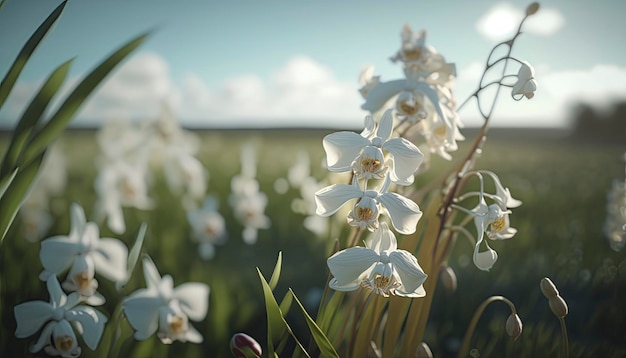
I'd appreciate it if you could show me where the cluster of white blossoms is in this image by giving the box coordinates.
[604,156,626,251]
[317,23,530,297]
[14,203,210,356]
[228,142,271,245]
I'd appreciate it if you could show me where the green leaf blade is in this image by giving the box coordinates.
[21,31,151,166]
[0,58,73,177]
[0,1,67,110]
[289,288,340,358]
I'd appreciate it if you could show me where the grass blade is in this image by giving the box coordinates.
[0,1,66,110]
[268,251,282,290]
[0,58,73,177]
[0,151,45,243]
[116,222,148,292]
[0,168,18,199]
[20,31,151,166]
[289,288,340,358]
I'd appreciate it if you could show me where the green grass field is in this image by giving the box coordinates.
[1,127,625,357]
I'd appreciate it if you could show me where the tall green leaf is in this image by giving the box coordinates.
[0,58,73,177]
[0,1,67,110]
[0,151,45,243]
[0,168,17,199]
[20,31,151,167]
[268,251,282,290]
[289,288,340,358]
[257,269,310,357]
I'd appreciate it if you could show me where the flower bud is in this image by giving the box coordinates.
[540,277,559,298]
[415,342,433,358]
[505,313,523,341]
[440,265,457,293]
[526,2,540,16]
[548,295,568,318]
[230,333,262,358]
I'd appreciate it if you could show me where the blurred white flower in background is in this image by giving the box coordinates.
[512,61,537,100]
[187,195,227,260]
[229,142,271,244]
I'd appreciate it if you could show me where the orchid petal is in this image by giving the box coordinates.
[327,247,379,287]
[361,79,406,113]
[367,222,397,252]
[122,292,161,340]
[14,301,54,338]
[29,321,56,353]
[39,236,82,278]
[142,257,162,291]
[92,238,128,282]
[376,109,394,140]
[173,283,209,321]
[47,276,67,307]
[69,203,87,240]
[473,243,498,272]
[382,137,424,185]
[65,306,108,350]
[314,184,363,217]
[361,114,376,138]
[389,250,428,295]
[322,132,370,171]
[182,325,204,343]
[377,192,422,234]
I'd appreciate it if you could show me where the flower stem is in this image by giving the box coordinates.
[457,295,517,358]
[559,317,569,358]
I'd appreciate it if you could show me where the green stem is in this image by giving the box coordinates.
[559,317,569,358]
[457,295,517,358]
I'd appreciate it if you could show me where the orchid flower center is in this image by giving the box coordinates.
[403,47,422,61]
[74,272,92,291]
[356,206,374,222]
[433,125,448,140]
[491,217,506,232]
[121,178,137,199]
[55,335,74,352]
[400,101,417,116]
[169,315,185,334]
[360,157,382,173]
[204,224,216,237]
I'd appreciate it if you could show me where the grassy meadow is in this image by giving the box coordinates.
[0,127,625,357]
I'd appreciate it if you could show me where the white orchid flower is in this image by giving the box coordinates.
[39,203,128,304]
[230,191,271,244]
[14,276,107,357]
[315,176,422,235]
[163,149,208,210]
[323,109,424,185]
[471,198,501,271]
[122,258,209,344]
[94,160,154,234]
[327,223,427,297]
[511,61,537,100]
[486,204,517,240]
[481,171,523,209]
[358,65,380,99]
[187,196,227,260]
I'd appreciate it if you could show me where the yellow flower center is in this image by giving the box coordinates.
[204,225,216,237]
[403,48,422,61]
[400,102,417,116]
[360,158,382,173]
[433,125,447,140]
[74,272,92,290]
[169,316,185,334]
[122,179,137,198]
[356,206,374,221]
[55,335,74,352]
[491,217,506,232]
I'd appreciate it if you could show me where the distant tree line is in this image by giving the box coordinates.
[570,100,626,142]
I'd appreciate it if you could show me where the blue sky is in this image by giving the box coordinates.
[1,0,625,128]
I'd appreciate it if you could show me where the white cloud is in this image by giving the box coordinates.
[476,3,564,41]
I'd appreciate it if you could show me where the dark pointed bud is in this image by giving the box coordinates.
[415,342,433,358]
[440,265,457,293]
[506,313,523,340]
[549,295,569,318]
[540,277,559,298]
[526,2,540,16]
[230,333,262,358]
